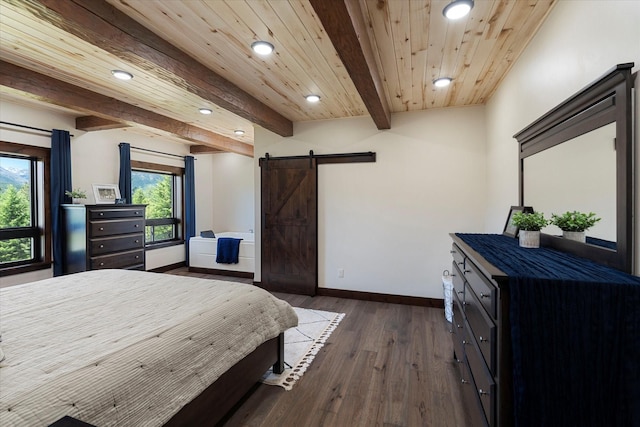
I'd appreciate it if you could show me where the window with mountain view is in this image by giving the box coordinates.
[131,163,183,245]
[0,142,50,273]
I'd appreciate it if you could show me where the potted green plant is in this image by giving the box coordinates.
[550,211,601,243]
[65,188,87,204]
[511,211,549,248]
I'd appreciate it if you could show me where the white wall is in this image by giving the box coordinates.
[254,107,487,298]
[485,0,640,273]
[209,153,255,234]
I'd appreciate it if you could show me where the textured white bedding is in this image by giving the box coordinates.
[0,269,297,427]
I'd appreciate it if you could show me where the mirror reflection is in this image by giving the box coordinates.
[523,122,616,244]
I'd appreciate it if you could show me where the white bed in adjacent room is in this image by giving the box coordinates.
[189,232,255,275]
[0,269,297,427]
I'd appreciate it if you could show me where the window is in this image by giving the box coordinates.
[131,161,183,246]
[0,141,51,275]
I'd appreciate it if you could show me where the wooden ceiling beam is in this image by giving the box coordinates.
[76,116,128,131]
[309,0,391,130]
[0,61,253,157]
[189,145,224,155]
[25,0,293,137]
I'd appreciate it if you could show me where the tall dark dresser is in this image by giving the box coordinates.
[61,204,146,274]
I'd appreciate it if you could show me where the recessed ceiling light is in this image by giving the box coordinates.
[111,70,133,80]
[234,129,245,136]
[443,0,474,20]
[305,94,321,103]
[433,77,452,88]
[251,41,274,55]
[199,108,213,115]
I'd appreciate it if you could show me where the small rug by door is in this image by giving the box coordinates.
[261,307,345,390]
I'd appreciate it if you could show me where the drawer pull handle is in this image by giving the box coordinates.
[135,211,139,215]
[456,323,463,329]
[99,244,104,248]
[134,224,139,228]
[457,290,463,295]
[463,269,471,274]
[462,340,470,346]
[478,389,489,396]
[135,240,140,243]
[480,292,490,299]
[99,262,104,266]
[99,227,104,231]
[461,378,469,384]
[450,250,456,254]
[457,261,464,266]
[99,212,104,216]
[479,336,488,343]
[135,255,139,259]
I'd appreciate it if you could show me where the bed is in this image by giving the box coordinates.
[0,269,298,426]
[189,232,255,276]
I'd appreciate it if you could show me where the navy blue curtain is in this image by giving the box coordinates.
[118,142,132,203]
[184,156,196,265]
[51,130,72,276]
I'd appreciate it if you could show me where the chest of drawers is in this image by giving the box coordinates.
[62,204,146,274]
[450,233,640,427]
[450,234,510,427]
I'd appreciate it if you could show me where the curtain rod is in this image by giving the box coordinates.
[0,121,75,137]
[123,143,193,160]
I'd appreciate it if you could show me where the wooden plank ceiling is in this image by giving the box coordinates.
[0,0,556,157]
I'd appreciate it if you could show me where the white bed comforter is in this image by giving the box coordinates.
[0,270,297,427]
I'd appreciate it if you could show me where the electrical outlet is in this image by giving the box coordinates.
[338,268,344,278]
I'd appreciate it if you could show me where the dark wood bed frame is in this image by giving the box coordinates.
[48,333,284,427]
[164,332,284,427]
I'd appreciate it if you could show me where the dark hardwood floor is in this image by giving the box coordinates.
[165,268,470,426]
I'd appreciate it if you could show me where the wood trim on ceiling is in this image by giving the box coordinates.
[76,116,129,131]
[309,0,391,130]
[0,61,254,157]
[189,145,224,155]
[31,0,293,138]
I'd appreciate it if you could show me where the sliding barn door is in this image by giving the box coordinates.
[261,157,317,296]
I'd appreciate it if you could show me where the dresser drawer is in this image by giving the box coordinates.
[452,261,465,299]
[464,258,497,319]
[90,219,145,237]
[89,207,145,220]
[460,355,489,427]
[90,233,144,255]
[466,330,496,427]
[464,282,496,375]
[91,249,145,269]
[451,243,465,270]
[452,288,465,364]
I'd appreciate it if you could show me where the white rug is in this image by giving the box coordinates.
[261,307,345,390]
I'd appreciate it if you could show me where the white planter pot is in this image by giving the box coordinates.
[519,230,540,248]
[563,231,586,243]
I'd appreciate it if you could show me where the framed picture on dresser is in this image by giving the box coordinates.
[92,183,121,204]
[503,205,533,237]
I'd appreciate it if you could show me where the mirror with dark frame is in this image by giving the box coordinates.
[514,63,635,273]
